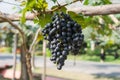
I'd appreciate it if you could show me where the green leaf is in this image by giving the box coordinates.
[102,15,112,24]
[82,27,93,41]
[21,8,27,23]
[83,0,89,5]
[37,14,52,27]
[60,6,67,13]
[52,0,57,3]
[83,0,96,5]
[102,0,112,4]
[68,11,85,28]
[115,14,120,19]
[20,1,26,6]
[21,0,35,23]
[36,33,44,42]
[83,0,111,6]
[33,18,39,24]
[51,5,57,9]
[110,31,120,44]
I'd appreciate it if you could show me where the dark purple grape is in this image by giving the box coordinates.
[68,46,72,50]
[57,52,61,57]
[62,50,68,56]
[49,27,57,36]
[50,56,56,61]
[56,25,60,29]
[67,23,71,28]
[57,43,62,47]
[57,64,62,70]
[62,32,67,37]
[60,22,66,27]
[56,34,60,38]
[67,32,72,37]
[56,21,60,25]
[62,27,66,31]
[67,28,72,32]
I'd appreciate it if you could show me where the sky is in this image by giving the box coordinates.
[0,0,21,13]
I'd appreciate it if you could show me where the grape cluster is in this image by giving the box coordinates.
[42,12,84,70]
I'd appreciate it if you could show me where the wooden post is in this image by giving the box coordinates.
[31,48,36,69]
[100,48,105,63]
[42,40,46,80]
[73,55,76,66]
[12,33,17,80]
[91,40,95,51]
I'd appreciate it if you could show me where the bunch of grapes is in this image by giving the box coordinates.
[42,12,84,70]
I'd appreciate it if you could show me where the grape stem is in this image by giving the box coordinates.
[56,1,61,7]
[48,0,80,13]
[1,3,120,22]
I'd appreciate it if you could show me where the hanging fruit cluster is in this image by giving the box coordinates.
[42,12,84,70]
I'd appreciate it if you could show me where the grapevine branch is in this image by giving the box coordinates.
[0,15,27,52]
[0,4,120,22]
[67,4,120,16]
[29,27,41,53]
[0,12,35,22]
[48,0,80,12]
[0,15,23,34]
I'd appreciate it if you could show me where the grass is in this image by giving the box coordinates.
[67,54,120,64]
[43,47,120,64]
[0,47,12,53]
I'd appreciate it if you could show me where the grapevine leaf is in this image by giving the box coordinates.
[83,0,89,5]
[20,1,26,6]
[102,0,112,4]
[51,5,57,9]
[82,27,93,41]
[115,14,120,19]
[21,8,27,23]
[33,18,39,24]
[102,16,112,24]
[36,33,44,42]
[68,11,86,28]
[37,14,52,27]
[112,31,120,44]
[60,7,67,13]
[84,0,111,6]
[21,0,35,23]
[52,0,57,3]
